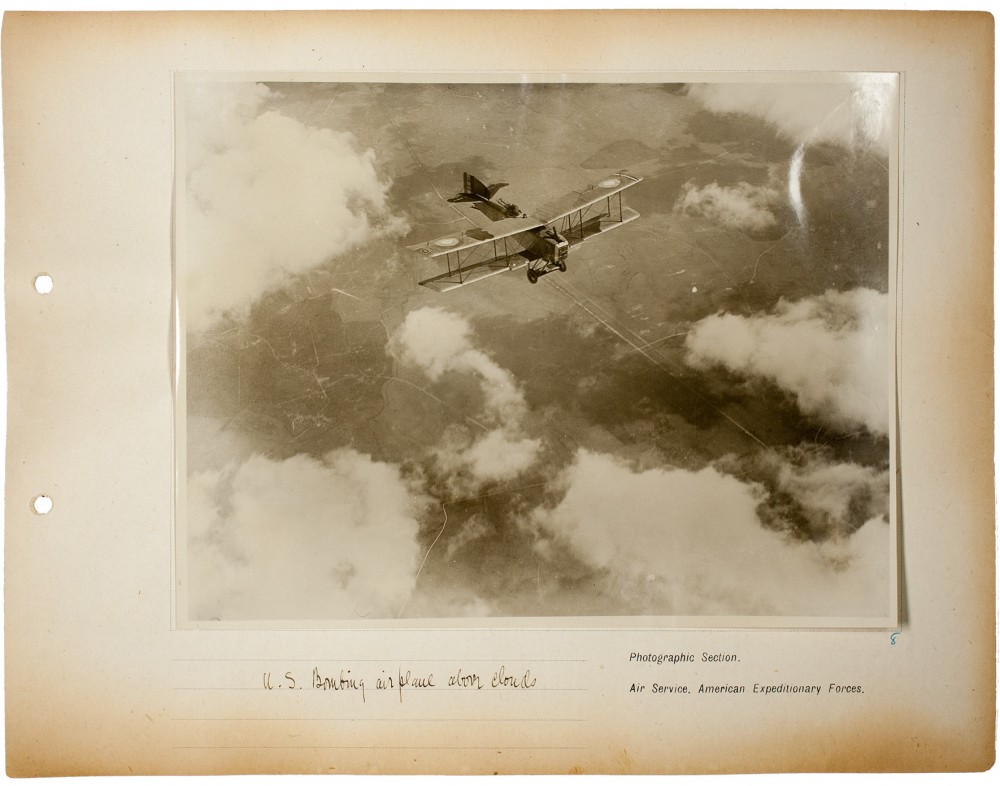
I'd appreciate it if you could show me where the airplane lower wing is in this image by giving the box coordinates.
[549,204,641,247]
[536,173,643,251]
[407,223,539,291]
[419,256,529,293]
[405,216,542,258]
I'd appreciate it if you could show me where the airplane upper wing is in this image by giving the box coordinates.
[532,174,643,225]
[405,215,543,258]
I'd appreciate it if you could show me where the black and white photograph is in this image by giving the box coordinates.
[177,77,898,625]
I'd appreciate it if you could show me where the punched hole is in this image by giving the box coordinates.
[32,495,53,515]
[34,274,53,295]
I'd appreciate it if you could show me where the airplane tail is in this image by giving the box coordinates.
[462,172,507,200]
[463,172,490,200]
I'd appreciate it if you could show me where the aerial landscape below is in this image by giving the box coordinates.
[179,78,896,623]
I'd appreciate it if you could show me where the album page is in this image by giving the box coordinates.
[4,10,994,775]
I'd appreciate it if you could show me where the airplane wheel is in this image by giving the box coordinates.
[557,260,567,272]
[527,269,538,284]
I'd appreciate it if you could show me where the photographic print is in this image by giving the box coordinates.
[176,77,898,625]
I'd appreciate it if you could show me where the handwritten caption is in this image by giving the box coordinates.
[262,665,537,702]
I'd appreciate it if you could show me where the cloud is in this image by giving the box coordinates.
[183,82,407,333]
[390,307,542,495]
[531,449,890,617]
[444,514,493,560]
[685,288,889,436]
[433,426,542,496]
[187,450,428,620]
[721,446,890,542]
[688,76,896,154]
[390,306,528,425]
[675,180,780,233]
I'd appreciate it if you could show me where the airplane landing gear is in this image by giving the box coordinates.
[527,260,566,283]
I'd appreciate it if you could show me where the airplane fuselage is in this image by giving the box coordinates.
[464,196,525,222]
[522,226,569,283]
[528,227,569,265]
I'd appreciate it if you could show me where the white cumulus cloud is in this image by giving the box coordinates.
[685,288,889,436]
[721,446,890,543]
[187,450,428,620]
[766,453,888,537]
[433,426,542,495]
[675,180,780,232]
[390,307,542,496]
[532,449,890,617]
[183,82,407,334]
[390,306,528,425]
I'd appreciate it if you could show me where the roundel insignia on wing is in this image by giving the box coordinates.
[435,237,461,248]
[597,177,622,189]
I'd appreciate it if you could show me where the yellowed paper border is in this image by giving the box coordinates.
[4,10,994,775]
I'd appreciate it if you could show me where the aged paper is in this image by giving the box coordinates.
[3,10,994,775]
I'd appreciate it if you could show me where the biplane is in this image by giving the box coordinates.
[406,172,642,291]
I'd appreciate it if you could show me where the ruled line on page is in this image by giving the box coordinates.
[172,658,589,663]
[172,717,587,722]
[173,745,587,751]
[172,686,588,691]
